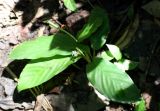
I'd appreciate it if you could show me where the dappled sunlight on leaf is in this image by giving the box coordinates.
[17,55,80,91]
[9,32,77,60]
[87,57,140,103]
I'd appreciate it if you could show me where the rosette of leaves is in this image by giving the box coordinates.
[9,6,141,104]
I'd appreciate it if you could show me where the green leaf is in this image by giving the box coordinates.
[106,44,122,61]
[142,0,160,18]
[87,57,140,103]
[10,33,77,60]
[77,7,104,42]
[18,56,79,91]
[63,0,77,11]
[100,51,113,61]
[114,59,138,71]
[90,13,110,50]
[77,44,91,55]
[135,99,146,111]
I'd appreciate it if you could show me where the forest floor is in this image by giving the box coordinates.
[0,0,160,111]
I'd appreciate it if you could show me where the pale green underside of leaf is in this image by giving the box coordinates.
[9,33,77,60]
[18,56,78,91]
[77,7,105,42]
[106,44,122,61]
[63,0,77,11]
[87,58,140,103]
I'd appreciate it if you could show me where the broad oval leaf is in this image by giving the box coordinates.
[87,57,140,103]
[9,33,77,60]
[18,56,79,91]
[63,0,77,11]
[106,44,122,61]
[90,13,110,50]
[77,7,104,42]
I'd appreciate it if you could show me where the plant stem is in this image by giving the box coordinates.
[46,20,92,63]
[40,84,44,93]
[87,0,94,8]
[85,53,91,63]
[36,86,41,94]
[93,50,96,58]
[72,64,81,70]
[29,89,37,97]
[60,28,77,42]
[76,47,91,63]
[46,20,77,42]
[33,87,40,95]
[5,67,38,97]
[5,67,18,82]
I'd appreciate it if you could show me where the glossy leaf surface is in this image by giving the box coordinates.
[18,56,78,91]
[10,33,77,60]
[87,57,140,103]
